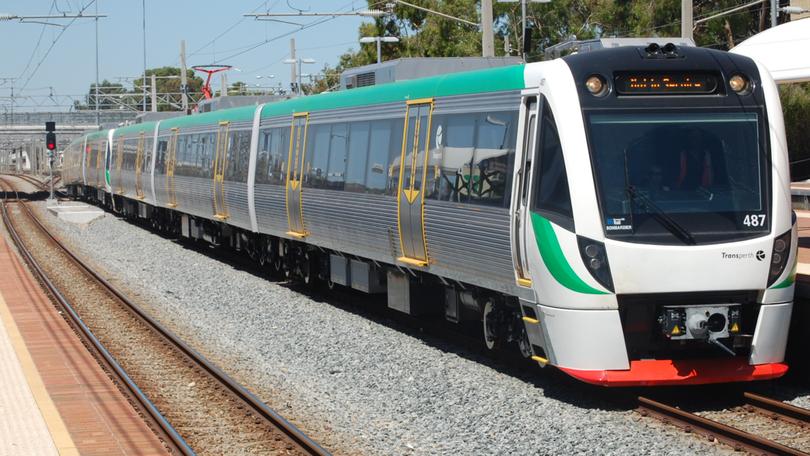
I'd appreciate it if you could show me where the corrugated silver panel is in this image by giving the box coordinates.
[153,168,169,207]
[173,174,213,219]
[433,91,521,115]
[308,102,403,124]
[253,183,288,234]
[157,122,252,135]
[259,117,291,129]
[223,180,251,230]
[423,200,516,294]
[301,189,401,261]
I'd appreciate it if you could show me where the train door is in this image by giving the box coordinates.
[512,94,539,287]
[212,121,230,219]
[396,99,434,267]
[165,128,179,207]
[285,112,309,237]
[115,136,124,194]
[134,132,145,199]
[95,140,104,187]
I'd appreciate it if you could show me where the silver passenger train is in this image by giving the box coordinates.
[62,44,796,386]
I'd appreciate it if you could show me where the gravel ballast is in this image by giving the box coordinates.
[35,201,802,455]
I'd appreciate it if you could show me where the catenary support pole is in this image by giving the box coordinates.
[682,0,693,41]
[482,0,494,57]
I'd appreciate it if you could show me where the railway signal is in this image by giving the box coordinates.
[45,121,56,201]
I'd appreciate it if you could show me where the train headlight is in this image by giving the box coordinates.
[729,74,750,94]
[767,229,792,286]
[577,236,613,292]
[585,75,608,97]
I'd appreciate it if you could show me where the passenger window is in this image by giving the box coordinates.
[346,122,370,192]
[256,130,271,184]
[368,120,393,194]
[435,114,475,202]
[326,123,348,190]
[469,112,516,207]
[156,139,167,173]
[272,128,289,185]
[533,102,573,227]
[305,124,330,188]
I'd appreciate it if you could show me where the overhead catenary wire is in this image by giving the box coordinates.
[17,0,98,93]
[17,1,57,82]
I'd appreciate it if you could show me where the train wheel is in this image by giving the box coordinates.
[482,299,502,351]
[517,325,532,358]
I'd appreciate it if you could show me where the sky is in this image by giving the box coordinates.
[0,0,377,110]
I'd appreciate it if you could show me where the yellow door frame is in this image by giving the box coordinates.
[166,128,179,207]
[396,98,434,267]
[212,121,230,219]
[134,132,145,199]
[285,112,309,237]
[115,137,125,194]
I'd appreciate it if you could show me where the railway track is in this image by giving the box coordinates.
[12,173,64,196]
[0,177,329,456]
[638,392,810,455]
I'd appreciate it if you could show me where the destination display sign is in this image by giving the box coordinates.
[614,72,719,95]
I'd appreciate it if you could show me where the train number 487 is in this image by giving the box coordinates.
[743,214,766,227]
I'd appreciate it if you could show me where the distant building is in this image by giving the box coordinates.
[340,57,522,90]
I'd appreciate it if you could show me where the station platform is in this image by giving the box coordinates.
[0,233,167,455]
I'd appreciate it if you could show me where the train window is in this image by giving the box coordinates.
[256,130,271,184]
[326,123,348,190]
[305,124,330,188]
[235,130,251,182]
[385,118,405,196]
[427,113,475,203]
[470,112,517,207]
[346,122,370,192]
[156,139,168,174]
[533,102,573,228]
[265,127,289,186]
[144,137,153,173]
[368,120,393,194]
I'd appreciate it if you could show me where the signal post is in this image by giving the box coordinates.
[45,121,56,202]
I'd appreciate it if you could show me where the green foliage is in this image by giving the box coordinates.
[780,83,810,179]
[315,0,773,82]
[81,67,205,111]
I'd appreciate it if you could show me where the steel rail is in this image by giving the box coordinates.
[1,178,330,456]
[637,396,809,456]
[0,181,190,455]
[744,392,810,428]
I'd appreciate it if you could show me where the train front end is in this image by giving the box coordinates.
[519,45,795,386]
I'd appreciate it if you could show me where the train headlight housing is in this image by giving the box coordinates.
[729,74,750,94]
[577,236,613,292]
[585,75,608,97]
[767,229,792,286]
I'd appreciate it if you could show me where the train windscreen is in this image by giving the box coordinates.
[587,111,769,245]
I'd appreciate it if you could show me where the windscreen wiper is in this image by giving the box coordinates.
[626,185,698,246]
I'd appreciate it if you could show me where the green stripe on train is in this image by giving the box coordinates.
[530,213,608,295]
[155,64,526,131]
[771,258,797,289]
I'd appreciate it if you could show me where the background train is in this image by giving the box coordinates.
[62,43,796,386]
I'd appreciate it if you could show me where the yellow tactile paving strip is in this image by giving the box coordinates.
[0,289,71,456]
[0,229,167,455]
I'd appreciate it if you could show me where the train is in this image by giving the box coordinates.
[62,43,796,386]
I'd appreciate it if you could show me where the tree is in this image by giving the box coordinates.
[80,80,126,110]
[323,0,771,76]
[132,67,205,111]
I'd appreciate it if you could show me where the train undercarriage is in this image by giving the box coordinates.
[73,185,535,363]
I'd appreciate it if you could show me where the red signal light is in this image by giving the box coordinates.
[46,132,56,150]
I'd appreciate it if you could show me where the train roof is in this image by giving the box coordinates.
[156,64,526,131]
[114,121,159,136]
